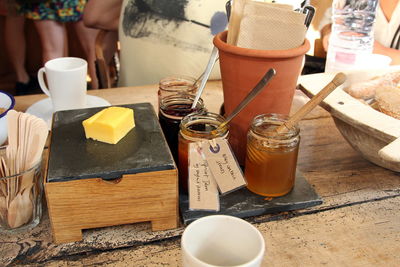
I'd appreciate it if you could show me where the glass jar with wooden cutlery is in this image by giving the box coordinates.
[0,110,48,231]
[0,151,43,231]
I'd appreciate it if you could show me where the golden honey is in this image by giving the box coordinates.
[245,114,300,197]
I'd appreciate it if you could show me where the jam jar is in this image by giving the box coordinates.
[158,75,198,108]
[245,114,300,197]
[178,112,229,193]
[159,94,205,164]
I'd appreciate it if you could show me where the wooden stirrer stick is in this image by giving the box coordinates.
[275,72,347,134]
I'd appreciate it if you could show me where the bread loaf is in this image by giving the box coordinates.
[344,71,400,100]
[375,85,400,119]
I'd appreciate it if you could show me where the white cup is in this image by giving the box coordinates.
[38,57,87,112]
[181,215,265,267]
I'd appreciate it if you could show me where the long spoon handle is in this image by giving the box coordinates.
[219,68,276,130]
[191,46,219,109]
[275,72,347,134]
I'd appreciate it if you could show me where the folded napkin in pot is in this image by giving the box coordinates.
[237,1,307,50]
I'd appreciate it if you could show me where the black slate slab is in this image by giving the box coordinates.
[47,103,175,183]
[180,171,322,224]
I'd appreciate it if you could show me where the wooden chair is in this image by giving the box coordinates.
[314,38,327,58]
[302,38,327,75]
[95,30,119,89]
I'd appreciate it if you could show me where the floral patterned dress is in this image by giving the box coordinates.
[17,0,86,22]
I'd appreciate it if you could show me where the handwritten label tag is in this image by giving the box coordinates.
[188,143,220,211]
[201,138,247,194]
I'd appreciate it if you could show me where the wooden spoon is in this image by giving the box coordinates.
[19,115,48,192]
[248,73,346,164]
[274,72,347,134]
[19,187,34,226]
[6,185,34,229]
[7,191,22,228]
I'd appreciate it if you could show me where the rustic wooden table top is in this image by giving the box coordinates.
[1,80,399,266]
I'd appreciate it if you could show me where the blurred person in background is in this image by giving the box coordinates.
[83,0,120,88]
[16,0,100,88]
[0,0,37,95]
[320,0,400,65]
[84,0,228,87]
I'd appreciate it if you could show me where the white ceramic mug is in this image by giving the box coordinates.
[38,57,87,112]
[181,215,265,267]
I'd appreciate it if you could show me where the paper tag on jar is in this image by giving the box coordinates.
[201,138,246,194]
[188,142,220,211]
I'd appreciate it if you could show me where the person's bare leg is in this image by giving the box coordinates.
[73,20,99,89]
[34,20,66,63]
[103,31,118,66]
[5,15,29,83]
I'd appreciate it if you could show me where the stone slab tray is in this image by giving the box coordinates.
[180,171,323,224]
[47,103,175,182]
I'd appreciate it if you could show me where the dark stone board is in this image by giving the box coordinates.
[180,171,322,224]
[47,103,175,183]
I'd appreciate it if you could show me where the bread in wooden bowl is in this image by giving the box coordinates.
[344,71,400,100]
[299,67,400,172]
[375,85,400,120]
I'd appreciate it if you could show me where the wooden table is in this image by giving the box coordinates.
[1,81,399,266]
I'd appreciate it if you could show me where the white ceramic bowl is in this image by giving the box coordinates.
[181,215,265,267]
[0,91,16,146]
[299,67,400,172]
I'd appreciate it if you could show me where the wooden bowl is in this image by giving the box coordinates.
[299,68,400,172]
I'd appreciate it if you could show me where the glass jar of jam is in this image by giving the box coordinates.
[245,114,300,197]
[178,112,229,193]
[158,75,198,108]
[159,94,205,164]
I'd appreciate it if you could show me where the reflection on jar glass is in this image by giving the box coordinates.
[159,94,205,164]
[245,114,300,197]
[178,112,228,194]
[158,75,198,108]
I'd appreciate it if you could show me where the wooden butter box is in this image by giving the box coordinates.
[44,103,178,244]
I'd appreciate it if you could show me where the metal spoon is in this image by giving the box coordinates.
[191,47,219,109]
[302,5,315,29]
[191,0,232,107]
[211,68,276,135]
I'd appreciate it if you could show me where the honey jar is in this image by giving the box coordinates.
[245,114,300,197]
[178,112,228,193]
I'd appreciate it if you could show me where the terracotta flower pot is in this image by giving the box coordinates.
[213,31,310,165]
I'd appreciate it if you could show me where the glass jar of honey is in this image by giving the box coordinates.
[178,112,229,193]
[159,94,205,164]
[158,75,198,107]
[245,114,300,197]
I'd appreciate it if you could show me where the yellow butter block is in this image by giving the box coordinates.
[82,107,135,144]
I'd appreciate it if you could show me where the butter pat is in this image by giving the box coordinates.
[82,107,135,144]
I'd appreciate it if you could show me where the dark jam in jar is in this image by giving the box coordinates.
[158,95,205,164]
